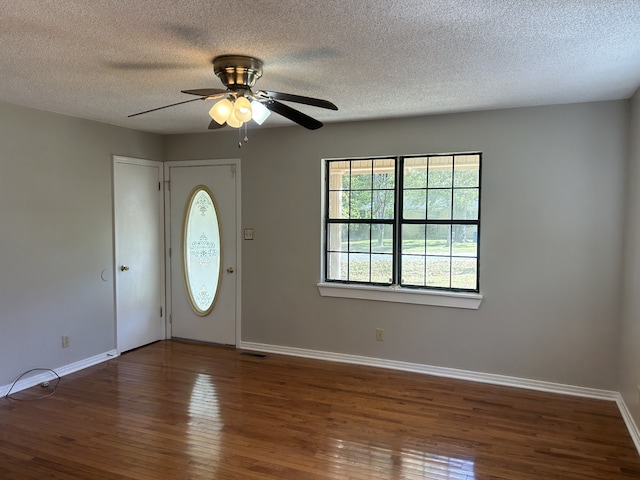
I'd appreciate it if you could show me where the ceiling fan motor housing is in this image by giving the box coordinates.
[213,55,263,89]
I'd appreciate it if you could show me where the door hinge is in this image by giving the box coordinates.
[169,247,171,258]
[158,181,161,191]
[169,313,172,324]
[160,306,163,317]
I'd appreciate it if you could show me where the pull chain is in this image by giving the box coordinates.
[237,123,250,148]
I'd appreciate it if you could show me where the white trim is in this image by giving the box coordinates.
[317,282,483,309]
[615,393,640,454]
[0,350,118,397]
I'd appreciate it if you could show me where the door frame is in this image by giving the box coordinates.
[163,159,242,345]
[112,155,166,353]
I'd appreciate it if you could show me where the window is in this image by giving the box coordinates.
[183,186,222,316]
[324,153,481,293]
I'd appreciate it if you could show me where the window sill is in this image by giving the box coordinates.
[317,283,483,309]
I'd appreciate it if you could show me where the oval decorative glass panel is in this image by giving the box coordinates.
[182,186,222,316]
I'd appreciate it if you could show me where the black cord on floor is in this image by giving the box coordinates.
[3,368,60,401]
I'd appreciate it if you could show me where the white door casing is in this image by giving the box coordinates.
[113,156,165,353]
[165,160,241,345]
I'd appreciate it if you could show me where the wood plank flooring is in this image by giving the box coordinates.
[1,340,639,479]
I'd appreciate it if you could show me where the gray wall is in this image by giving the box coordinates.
[0,101,163,386]
[166,101,627,390]
[0,99,628,393]
[621,88,640,422]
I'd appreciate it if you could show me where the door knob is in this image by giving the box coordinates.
[120,265,130,272]
[226,267,235,273]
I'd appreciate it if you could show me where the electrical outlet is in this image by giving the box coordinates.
[376,328,384,341]
[62,335,70,348]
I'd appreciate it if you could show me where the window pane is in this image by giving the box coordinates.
[328,223,348,252]
[183,187,221,316]
[426,225,451,255]
[348,223,370,253]
[371,254,393,284]
[454,155,480,187]
[404,157,427,188]
[373,159,395,189]
[328,190,349,219]
[324,154,480,292]
[350,190,372,219]
[349,253,370,282]
[403,189,426,219]
[371,224,393,253]
[428,156,453,188]
[452,225,477,257]
[402,255,425,286]
[328,161,351,190]
[451,257,477,289]
[426,257,451,288]
[372,190,394,219]
[350,159,372,190]
[427,189,452,219]
[327,252,348,281]
[453,188,479,220]
[402,224,426,254]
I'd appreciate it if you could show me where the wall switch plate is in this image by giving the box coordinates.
[62,335,70,348]
[376,328,384,341]
[244,228,254,240]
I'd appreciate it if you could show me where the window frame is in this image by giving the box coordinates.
[322,153,482,296]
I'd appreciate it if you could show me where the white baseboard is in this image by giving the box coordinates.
[240,341,640,455]
[616,393,640,454]
[0,349,119,397]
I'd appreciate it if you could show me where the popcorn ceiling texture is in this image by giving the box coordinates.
[1,0,639,133]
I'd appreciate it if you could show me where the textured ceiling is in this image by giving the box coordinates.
[1,0,639,134]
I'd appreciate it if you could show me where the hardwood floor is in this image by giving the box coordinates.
[1,340,639,479]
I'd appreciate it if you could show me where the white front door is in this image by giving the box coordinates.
[113,156,165,353]
[166,160,239,345]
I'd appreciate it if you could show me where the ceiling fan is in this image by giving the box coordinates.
[128,54,338,131]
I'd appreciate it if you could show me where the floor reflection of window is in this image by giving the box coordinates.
[327,439,475,479]
[188,373,222,469]
[189,373,221,422]
[402,447,475,479]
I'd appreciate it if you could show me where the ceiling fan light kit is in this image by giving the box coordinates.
[250,100,270,125]
[209,98,233,124]
[128,54,338,145]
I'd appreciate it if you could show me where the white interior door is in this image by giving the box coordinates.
[113,157,165,353]
[166,160,239,345]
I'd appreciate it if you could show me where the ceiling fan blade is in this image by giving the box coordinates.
[257,90,338,110]
[128,97,205,117]
[182,88,229,97]
[208,120,226,130]
[265,100,323,130]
